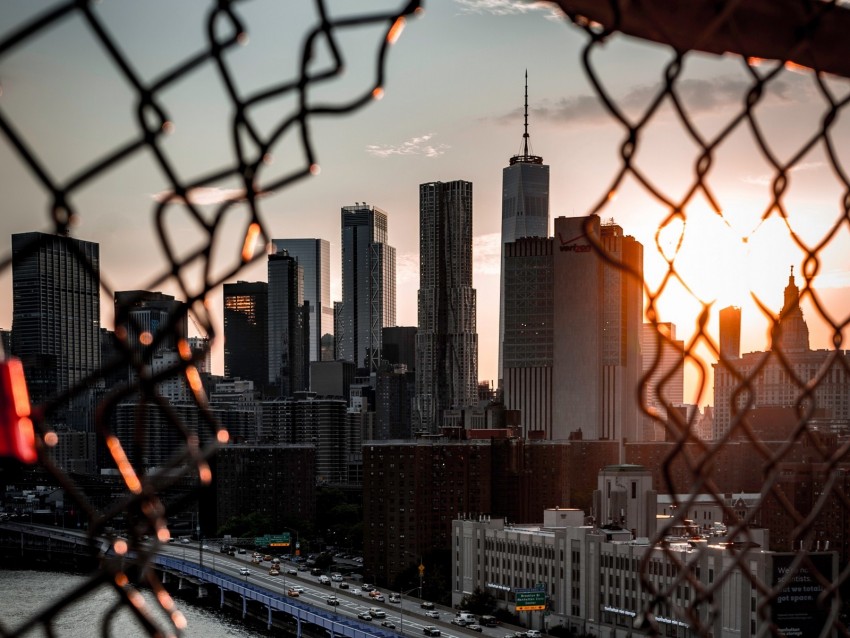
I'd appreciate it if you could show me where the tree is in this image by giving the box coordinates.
[458,587,498,616]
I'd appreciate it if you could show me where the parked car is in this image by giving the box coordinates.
[423,626,441,636]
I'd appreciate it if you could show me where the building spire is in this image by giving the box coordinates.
[523,69,530,157]
[510,70,543,166]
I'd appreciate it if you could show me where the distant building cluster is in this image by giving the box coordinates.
[4,75,850,637]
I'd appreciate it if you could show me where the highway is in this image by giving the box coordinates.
[0,523,514,638]
[163,541,502,638]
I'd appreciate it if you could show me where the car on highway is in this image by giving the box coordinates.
[287,589,299,597]
[239,568,251,575]
[467,625,483,632]
[526,631,541,638]
[421,602,435,610]
[423,626,441,636]
[238,548,246,554]
[368,607,386,619]
[381,621,397,629]
[357,612,373,621]
[362,583,375,592]
[286,568,298,575]
[388,593,400,603]
[291,586,305,593]
[326,596,340,606]
[339,582,349,589]
[351,588,362,596]
[425,610,440,619]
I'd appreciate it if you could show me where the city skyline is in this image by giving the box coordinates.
[1,1,849,405]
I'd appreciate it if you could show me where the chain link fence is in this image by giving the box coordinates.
[556,0,850,635]
[0,1,419,636]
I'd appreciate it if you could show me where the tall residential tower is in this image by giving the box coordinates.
[414,180,479,432]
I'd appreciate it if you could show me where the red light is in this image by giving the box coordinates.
[0,358,37,463]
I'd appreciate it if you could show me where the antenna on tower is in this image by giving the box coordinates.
[509,70,542,166]
[523,69,530,158]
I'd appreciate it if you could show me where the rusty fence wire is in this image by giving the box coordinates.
[0,1,420,637]
[556,0,850,636]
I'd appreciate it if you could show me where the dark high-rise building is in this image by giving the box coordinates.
[114,290,187,364]
[223,281,268,391]
[414,181,479,433]
[271,239,333,362]
[375,366,415,440]
[382,326,417,371]
[268,249,308,397]
[719,305,741,361]
[339,204,396,372]
[11,232,101,424]
[499,72,550,382]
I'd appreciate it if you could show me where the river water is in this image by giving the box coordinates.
[0,570,266,638]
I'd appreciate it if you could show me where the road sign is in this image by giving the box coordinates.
[269,533,291,547]
[515,589,546,611]
[254,535,270,546]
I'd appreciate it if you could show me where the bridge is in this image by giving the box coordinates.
[0,522,403,638]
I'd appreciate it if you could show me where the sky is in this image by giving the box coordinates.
[1,0,849,407]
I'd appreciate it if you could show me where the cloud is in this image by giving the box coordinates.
[497,76,792,127]
[365,133,449,159]
[152,187,251,206]
[741,161,826,187]
[452,0,565,19]
[396,252,420,286]
[473,232,502,276]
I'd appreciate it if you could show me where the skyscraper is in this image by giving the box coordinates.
[719,305,742,361]
[114,290,187,364]
[499,72,550,382]
[223,281,268,391]
[11,232,101,417]
[268,249,308,397]
[271,238,333,362]
[338,204,396,372]
[414,180,479,432]
[640,322,685,441]
[502,216,643,441]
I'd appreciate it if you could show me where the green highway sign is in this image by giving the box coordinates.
[254,536,270,546]
[269,533,291,547]
[515,589,546,611]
